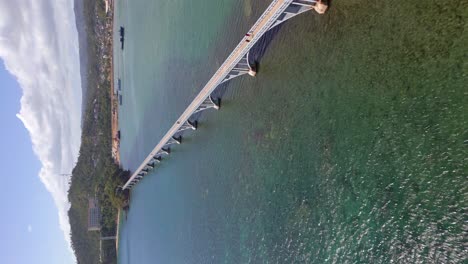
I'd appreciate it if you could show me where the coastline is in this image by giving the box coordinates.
[111,49,120,166]
[110,0,120,167]
[115,208,120,253]
[110,0,121,255]
[69,0,124,262]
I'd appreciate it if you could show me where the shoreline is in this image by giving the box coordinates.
[110,0,120,168]
[115,208,120,253]
[110,0,122,255]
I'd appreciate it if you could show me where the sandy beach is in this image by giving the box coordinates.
[110,0,121,254]
[110,4,120,167]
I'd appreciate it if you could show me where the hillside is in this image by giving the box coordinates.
[69,1,128,263]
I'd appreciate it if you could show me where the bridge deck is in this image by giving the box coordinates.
[123,0,313,190]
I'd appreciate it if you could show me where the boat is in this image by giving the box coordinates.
[120,26,125,50]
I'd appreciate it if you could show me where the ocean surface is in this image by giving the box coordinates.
[114,0,467,263]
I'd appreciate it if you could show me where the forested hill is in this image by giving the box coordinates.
[73,0,90,113]
[69,1,128,263]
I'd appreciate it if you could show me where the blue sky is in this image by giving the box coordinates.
[0,0,82,262]
[0,64,74,263]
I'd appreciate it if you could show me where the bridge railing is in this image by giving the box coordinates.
[214,0,294,85]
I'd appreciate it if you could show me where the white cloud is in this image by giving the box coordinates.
[0,0,81,261]
[28,224,33,233]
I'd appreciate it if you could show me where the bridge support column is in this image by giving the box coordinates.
[157,149,170,156]
[222,53,256,83]
[144,164,154,171]
[245,52,257,77]
[269,0,328,30]
[177,120,197,132]
[309,0,328,14]
[194,96,220,113]
[161,147,171,154]
[151,156,161,163]
[165,135,182,146]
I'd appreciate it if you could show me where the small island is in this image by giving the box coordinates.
[68,0,128,263]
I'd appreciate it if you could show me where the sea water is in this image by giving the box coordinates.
[114,0,467,263]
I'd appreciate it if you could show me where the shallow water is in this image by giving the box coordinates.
[114,0,467,263]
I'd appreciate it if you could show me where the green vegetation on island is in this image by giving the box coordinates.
[68,1,128,263]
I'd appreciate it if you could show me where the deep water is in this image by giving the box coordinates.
[114,0,467,263]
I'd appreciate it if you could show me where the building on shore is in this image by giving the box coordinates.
[88,198,101,231]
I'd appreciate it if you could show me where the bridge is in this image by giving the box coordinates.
[122,0,327,190]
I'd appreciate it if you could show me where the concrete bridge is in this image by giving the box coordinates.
[122,0,327,190]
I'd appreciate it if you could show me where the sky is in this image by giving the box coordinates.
[0,0,82,263]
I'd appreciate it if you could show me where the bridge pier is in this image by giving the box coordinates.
[245,52,257,77]
[161,147,171,154]
[177,120,197,132]
[157,149,170,156]
[269,0,328,30]
[222,53,256,83]
[151,156,162,163]
[165,136,182,146]
[312,0,328,14]
[194,96,220,114]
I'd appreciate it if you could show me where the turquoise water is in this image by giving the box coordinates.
[115,0,467,263]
